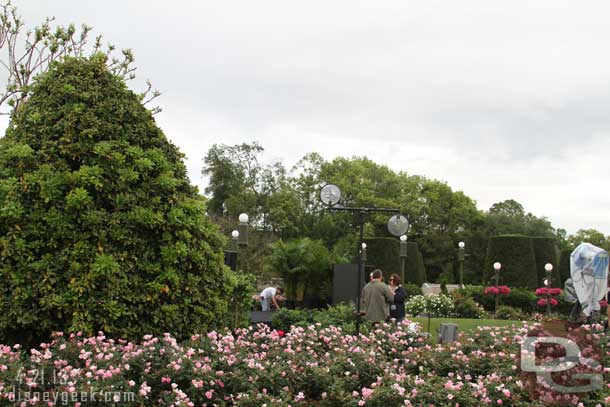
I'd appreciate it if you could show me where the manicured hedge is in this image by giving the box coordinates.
[363,238,427,285]
[558,248,572,286]
[408,241,428,285]
[531,237,560,288]
[485,235,538,289]
[364,237,400,277]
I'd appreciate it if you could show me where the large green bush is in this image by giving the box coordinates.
[452,294,488,319]
[485,235,538,289]
[0,56,232,345]
[531,237,560,287]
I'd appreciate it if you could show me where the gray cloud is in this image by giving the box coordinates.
[4,0,610,235]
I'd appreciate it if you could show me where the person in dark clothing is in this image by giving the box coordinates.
[389,273,407,322]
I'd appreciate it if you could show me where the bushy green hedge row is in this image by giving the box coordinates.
[364,238,427,285]
[531,237,560,287]
[558,249,572,286]
[484,235,557,290]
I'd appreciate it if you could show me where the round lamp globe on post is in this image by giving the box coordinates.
[545,263,553,272]
[238,213,249,223]
[458,241,465,249]
[400,234,407,242]
[493,262,502,271]
[231,230,239,239]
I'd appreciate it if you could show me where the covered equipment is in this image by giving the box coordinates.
[570,242,609,316]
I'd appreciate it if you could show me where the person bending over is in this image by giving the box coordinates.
[259,286,284,311]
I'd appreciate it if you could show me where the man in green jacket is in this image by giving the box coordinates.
[362,269,394,323]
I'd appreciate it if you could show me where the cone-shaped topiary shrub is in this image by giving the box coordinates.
[485,235,538,289]
[0,55,232,346]
[531,237,560,288]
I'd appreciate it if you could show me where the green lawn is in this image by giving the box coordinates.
[411,317,525,342]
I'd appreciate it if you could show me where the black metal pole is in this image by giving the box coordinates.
[355,213,364,336]
[494,271,499,319]
[400,240,407,284]
[458,246,465,287]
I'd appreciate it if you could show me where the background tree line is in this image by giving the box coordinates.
[203,142,610,290]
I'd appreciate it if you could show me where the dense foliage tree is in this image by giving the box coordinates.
[567,228,610,251]
[202,143,605,286]
[485,199,555,237]
[0,56,231,345]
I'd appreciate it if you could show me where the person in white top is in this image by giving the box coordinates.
[259,286,284,311]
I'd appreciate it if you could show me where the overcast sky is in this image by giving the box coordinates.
[4,1,610,235]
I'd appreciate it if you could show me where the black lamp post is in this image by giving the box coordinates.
[399,234,408,283]
[492,262,501,318]
[237,213,249,272]
[458,241,465,287]
[320,184,407,335]
[544,263,553,315]
[231,230,239,253]
[237,213,249,247]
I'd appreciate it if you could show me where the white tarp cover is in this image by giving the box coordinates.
[570,242,609,316]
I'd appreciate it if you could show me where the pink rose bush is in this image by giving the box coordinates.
[0,323,609,406]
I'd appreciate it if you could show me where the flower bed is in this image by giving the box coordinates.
[0,322,609,406]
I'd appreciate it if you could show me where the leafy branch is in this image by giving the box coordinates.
[0,1,161,117]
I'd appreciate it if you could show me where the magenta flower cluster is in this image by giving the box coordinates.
[484,285,511,296]
[535,287,562,307]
